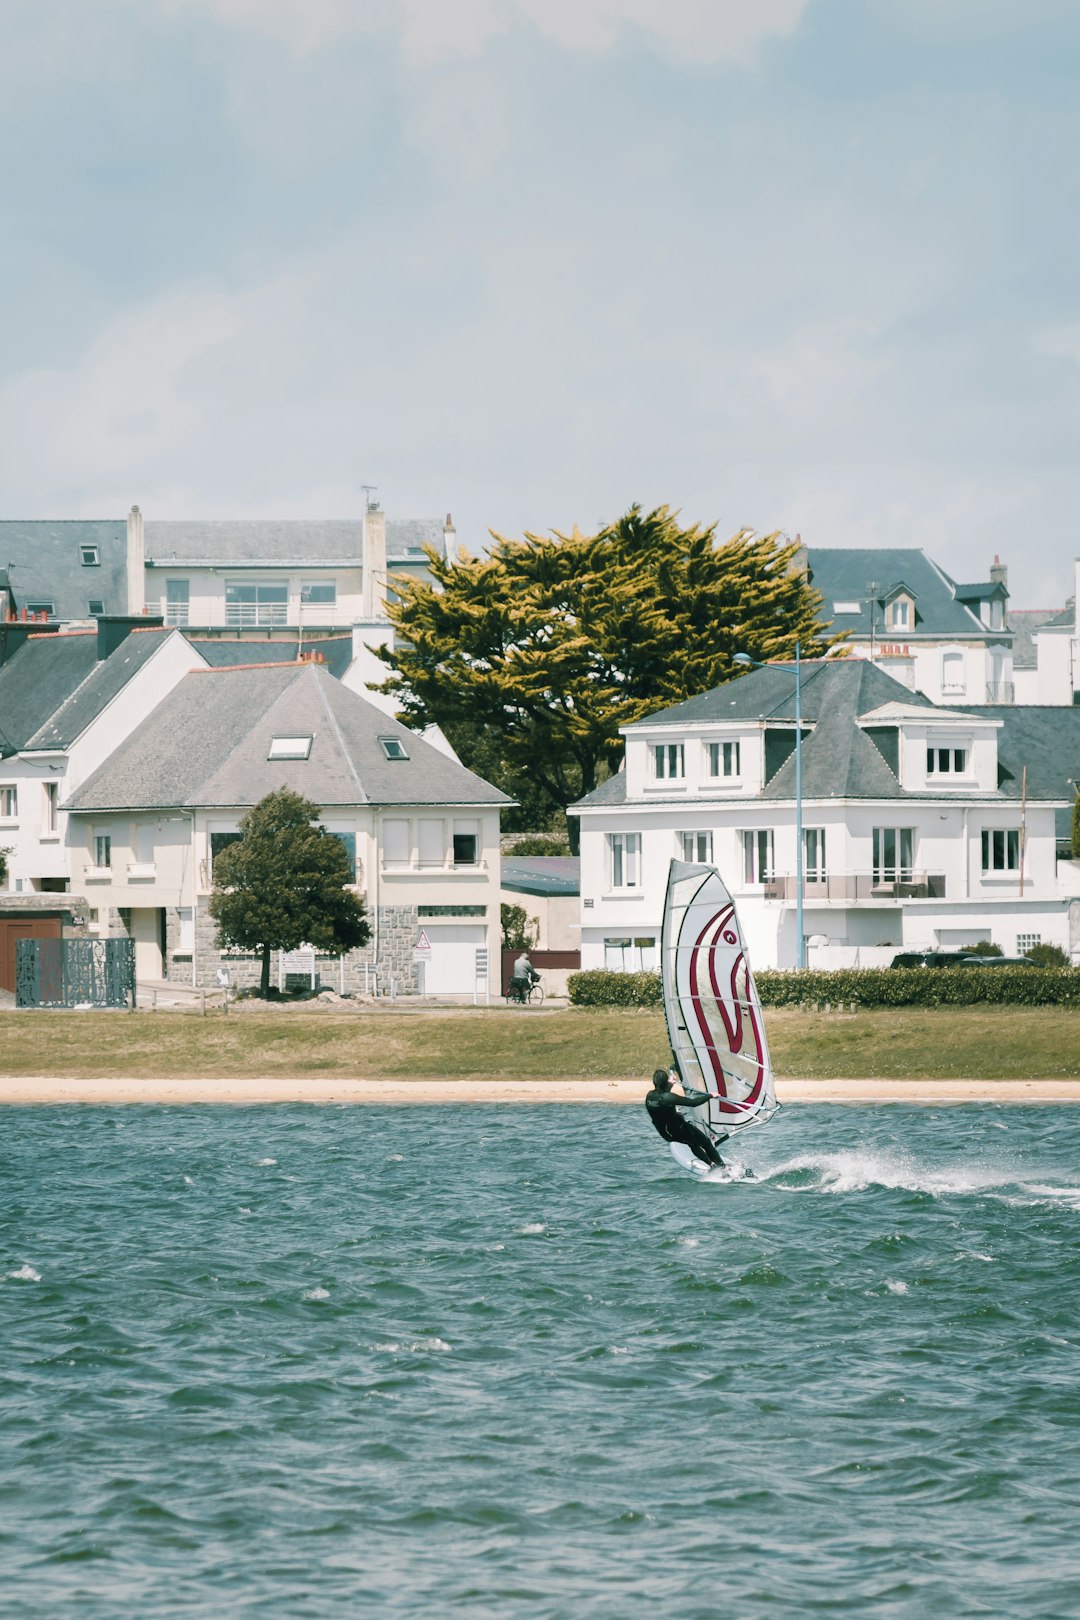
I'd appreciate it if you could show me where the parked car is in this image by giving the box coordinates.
[960,954,1038,969]
[890,950,1038,969]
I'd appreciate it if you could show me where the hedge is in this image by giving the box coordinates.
[567,966,1080,1010]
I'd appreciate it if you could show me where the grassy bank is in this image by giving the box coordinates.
[1,1004,1079,1081]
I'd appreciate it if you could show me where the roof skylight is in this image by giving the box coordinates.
[268,735,313,760]
[379,736,409,760]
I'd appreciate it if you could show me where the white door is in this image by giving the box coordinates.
[131,909,163,980]
[421,924,486,994]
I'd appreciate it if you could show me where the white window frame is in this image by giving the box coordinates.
[890,599,911,630]
[706,740,740,780]
[651,743,685,781]
[981,828,1020,874]
[604,935,657,972]
[42,781,58,836]
[80,545,100,567]
[741,829,774,885]
[609,831,641,889]
[1016,932,1041,955]
[164,579,190,626]
[268,736,313,760]
[0,785,17,820]
[803,826,827,882]
[941,652,965,695]
[94,833,112,870]
[873,827,914,884]
[679,830,713,864]
[300,581,337,606]
[926,747,967,776]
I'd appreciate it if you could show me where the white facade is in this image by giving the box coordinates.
[1,630,206,897]
[574,703,1080,972]
[1012,559,1080,705]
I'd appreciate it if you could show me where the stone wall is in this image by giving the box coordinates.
[176,902,422,996]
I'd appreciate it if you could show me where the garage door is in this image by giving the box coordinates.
[0,917,61,993]
[420,924,487,995]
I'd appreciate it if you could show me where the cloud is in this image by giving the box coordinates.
[157,0,809,64]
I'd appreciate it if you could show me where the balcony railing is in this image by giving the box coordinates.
[759,871,946,901]
[985,682,1015,704]
[226,603,289,628]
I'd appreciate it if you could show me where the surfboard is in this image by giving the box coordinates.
[668,1142,754,1181]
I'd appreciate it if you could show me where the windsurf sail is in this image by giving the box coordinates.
[661,859,779,1139]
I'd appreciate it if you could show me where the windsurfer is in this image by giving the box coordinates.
[645,1067,727,1168]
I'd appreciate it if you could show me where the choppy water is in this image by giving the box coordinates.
[3,1103,1080,1617]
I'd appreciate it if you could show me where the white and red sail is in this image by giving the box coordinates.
[661,859,778,1138]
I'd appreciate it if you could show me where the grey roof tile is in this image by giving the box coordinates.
[0,633,100,755]
[806,548,993,637]
[66,663,511,813]
[0,521,127,621]
[144,519,444,565]
[501,857,581,896]
[25,628,177,751]
[190,635,354,680]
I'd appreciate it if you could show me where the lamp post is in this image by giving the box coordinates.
[733,643,805,970]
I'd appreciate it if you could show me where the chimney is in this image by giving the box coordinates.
[989,554,1008,593]
[126,505,146,614]
[361,506,387,618]
[96,613,164,661]
[443,512,457,566]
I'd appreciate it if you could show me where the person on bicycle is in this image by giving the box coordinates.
[510,951,540,1003]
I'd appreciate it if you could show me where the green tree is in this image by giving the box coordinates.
[210,789,370,998]
[1073,784,1080,860]
[1024,942,1069,967]
[501,903,539,951]
[377,505,839,848]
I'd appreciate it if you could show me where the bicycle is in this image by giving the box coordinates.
[506,977,544,1006]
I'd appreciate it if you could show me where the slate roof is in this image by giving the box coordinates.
[190,636,354,680]
[24,629,179,752]
[66,662,512,813]
[1008,607,1073,670]
[0,634,102,755]
[806,548,1001,637]
[144,519,444,566]
[502,857,581,897]
[572,662,1073,812]
[0,521,128,621]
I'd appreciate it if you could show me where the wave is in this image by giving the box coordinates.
[757,1150,1080,1207]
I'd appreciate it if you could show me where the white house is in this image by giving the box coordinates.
[0,620,207,899]
[569,660,1080,972]
[1010,557,1080,706]
[63,659,511,993]
[805,545,1015,705]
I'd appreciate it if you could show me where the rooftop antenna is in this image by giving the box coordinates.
[362,484,379,513]
[867,579,880,663]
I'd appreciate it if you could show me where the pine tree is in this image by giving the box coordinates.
[375,505,840,846]
[210,789,370,997]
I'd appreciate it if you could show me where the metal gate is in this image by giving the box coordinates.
[16,937,136,1009]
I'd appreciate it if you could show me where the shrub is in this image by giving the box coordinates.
[506,834,572,857]
[1024,942,1070,968]
[963,940,1003,956]
[568,966,1080,1009]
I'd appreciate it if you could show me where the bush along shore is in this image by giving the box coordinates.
[567,966,1080,1009]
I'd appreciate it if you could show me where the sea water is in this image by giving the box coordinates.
[2,1103,1080,1618]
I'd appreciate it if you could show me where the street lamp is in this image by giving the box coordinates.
[733,642,806,970]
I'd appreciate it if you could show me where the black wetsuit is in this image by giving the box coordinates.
[645,1085,727,1167]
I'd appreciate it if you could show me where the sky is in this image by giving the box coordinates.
[2,0,1079,605]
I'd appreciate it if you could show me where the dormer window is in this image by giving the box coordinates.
[652,743,684,780]
[268,736,313,760]
[927,747,967,775]
[890,598,911,630]
[379,737,409,760]
[80,545,100,567]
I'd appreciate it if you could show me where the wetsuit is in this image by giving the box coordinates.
[645,1085,727,1167]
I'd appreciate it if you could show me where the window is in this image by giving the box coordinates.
[165,579,190,626]
[0,786,16,819]
[42,782,58,834]
[873,828,914,884]
[134,824,155,864]
[651,743,685,781]
[941,652,965,695]
[382,819,410,864]
[300,582,337,606]
[706,740,740,779]
[833,600,861,615]
[927,747,967,775]
[80,545,100,567]
[604,936,657,972]
[88,598,104,616]
[981,829,1020,873]
[93,834,111,869]
[268,736,312,760]
[330,831,357,881]
[890,599,910,630]
[225,581,288,627]
[26,602,53,619]
[804,827,827,881]
[418,819,444,866]
[609,831,641,889]
[742,829,774,884]
[679,830,713,864]
[210,831,242,875]
[1016,933,1041,955]
[453,820,479,866]
[379,736,408,760]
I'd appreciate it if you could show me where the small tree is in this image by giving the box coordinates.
[965,940,1004,957]
[210,789,371,997]
[1024,942,1069,968]
[501,903,539,952]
